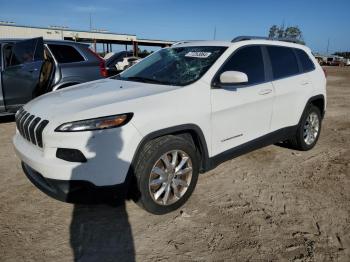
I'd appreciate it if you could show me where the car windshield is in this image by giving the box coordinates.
[113,46,227,86]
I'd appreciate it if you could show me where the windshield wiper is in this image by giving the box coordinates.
[124,76,169,85]
[112,74,121,80]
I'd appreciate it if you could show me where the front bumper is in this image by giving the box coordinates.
[22,162,128,203]
[13,122,142,186]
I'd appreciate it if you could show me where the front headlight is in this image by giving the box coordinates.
[55,113,133,132]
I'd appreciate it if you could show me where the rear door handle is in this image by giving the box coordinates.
[301,81,309,86]
[259,89,272,95]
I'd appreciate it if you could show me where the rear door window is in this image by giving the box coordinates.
[3,44,14,67]
[48,44,84,63]
[3,38,43,67]
[267,46,299,80]
[218,45,265,85]
[295,49,315,72]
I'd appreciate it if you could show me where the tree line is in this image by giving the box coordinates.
[268,24,305,44]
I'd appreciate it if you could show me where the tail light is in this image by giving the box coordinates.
[322,67,327,78]
[88,48,108,77]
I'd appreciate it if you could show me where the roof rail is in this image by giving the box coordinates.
[274,37,304,44]
[231,36,303,44]
[172,41,190,46]
[172,40,202,46]
[231,36,270,42]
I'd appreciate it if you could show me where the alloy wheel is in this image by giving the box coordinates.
[148,150,193,206]
[303,112,320,145]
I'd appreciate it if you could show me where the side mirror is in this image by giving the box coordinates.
[219,71,248,85]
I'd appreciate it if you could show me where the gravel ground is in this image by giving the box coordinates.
[0,67,349,262]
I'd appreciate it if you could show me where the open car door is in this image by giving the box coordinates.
[1,37,44,113]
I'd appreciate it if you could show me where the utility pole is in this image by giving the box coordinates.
[213,26,216,40]
[89,13,92,31]
[326,38,330,55]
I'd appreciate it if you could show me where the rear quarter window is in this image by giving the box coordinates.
[267,46,299,80]
[295,49,315,72]
[48,44,85,63]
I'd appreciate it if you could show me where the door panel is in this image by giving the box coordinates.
[266,45,313,131]
[211,83,274,156]
[1,38,44,112]
[270,74,312,131]
[210,45,274,156]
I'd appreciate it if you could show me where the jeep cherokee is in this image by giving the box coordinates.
[13,36,326,214]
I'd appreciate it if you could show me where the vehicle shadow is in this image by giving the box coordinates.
[274,141,296,150]
[70,203,135,262]
[69,129,135,262]
[0,115,15,123]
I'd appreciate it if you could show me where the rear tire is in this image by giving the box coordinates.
[289,105,322,151]
[133,135,199,214]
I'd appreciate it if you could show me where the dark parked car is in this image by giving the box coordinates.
[0,37,107,116]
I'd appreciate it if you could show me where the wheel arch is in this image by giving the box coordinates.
[308,95,326,119]
[298,95,325,124]
[131,124,210,173]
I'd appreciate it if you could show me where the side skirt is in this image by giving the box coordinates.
[207,125,298,171]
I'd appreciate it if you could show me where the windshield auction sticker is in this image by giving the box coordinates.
[185,52,212,58]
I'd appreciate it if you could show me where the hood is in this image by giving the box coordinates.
[24,79,180,120]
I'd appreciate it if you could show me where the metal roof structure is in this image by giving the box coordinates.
[0,23,174,47]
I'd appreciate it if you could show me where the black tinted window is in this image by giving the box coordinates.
[4,38,43,67]
[10,42,34,66]
[295,49,315,72]
[267,46,299,79]
[220,46,265,85]
[48,44,84,63]
[3,44,13,67]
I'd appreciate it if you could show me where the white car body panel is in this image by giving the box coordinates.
[14,119,142,186]
[211,81,274,156]
[270,73,312,131]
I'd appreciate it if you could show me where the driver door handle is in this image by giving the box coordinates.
[259,89,272,95]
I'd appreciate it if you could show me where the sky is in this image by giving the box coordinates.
[1,0,349,54]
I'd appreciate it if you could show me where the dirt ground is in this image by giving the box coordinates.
[0,67,349,262]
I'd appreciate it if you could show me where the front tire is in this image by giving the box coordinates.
[289,105,322,151]
[133,135,199,214]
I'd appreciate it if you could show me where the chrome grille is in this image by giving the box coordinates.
[15,108,49,148]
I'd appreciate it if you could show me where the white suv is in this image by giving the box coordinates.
[13,36,326,214]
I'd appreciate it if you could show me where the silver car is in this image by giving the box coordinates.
[0,37,107,115]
